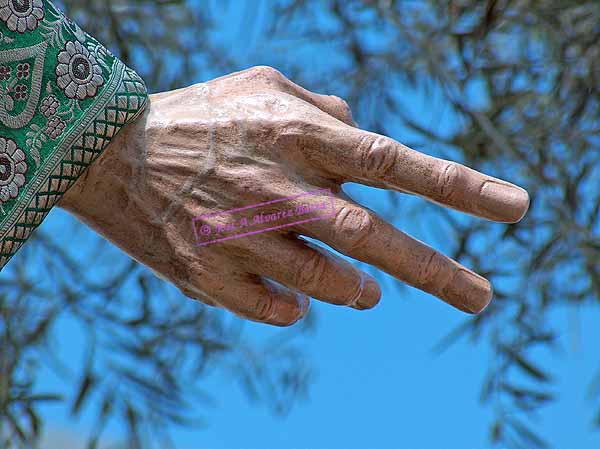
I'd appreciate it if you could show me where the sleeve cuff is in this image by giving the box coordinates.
[0,0,149,269]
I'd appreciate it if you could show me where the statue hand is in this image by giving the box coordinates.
[60,66,530,326]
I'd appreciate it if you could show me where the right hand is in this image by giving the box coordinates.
[60,66,530,326]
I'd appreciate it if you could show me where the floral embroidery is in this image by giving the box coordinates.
[0,137,27,204]
[0,65,10,80]
[39,94,58,116]
[13,83,26,100]
[56,40,103,100]
[0,0,45,33]
[0,0,149,271]
[15,62,29,78]
[46,115,65,139]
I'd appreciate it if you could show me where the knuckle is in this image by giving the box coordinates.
[436,162,462,201]
[334,206,373,252]
[361,135,398,178]
[271,119,320,151]
[415,251,444,289]
[294,251,328,292]
[249,65,286,83]
[253,292,277,322]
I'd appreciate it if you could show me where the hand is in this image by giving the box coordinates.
[59,66,530,326]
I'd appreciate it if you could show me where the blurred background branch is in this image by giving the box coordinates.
[1,1,598,448]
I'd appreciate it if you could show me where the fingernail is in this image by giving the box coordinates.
[442,269,493,314]
[354,275,382,310]
[480,180,530,223]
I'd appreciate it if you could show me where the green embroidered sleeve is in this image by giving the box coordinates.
[0,0,148,269]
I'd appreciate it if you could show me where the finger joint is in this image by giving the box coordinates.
[415,251,444,290]
[436,162,462,201]
[254,292,277,322]
[295,251,328,293]
[361,136,398,179]
[333,206,373,252]
[248,65,286,85]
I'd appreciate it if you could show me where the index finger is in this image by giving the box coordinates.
[304,125,530,223]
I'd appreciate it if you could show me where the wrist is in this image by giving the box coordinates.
[58,102,149,221]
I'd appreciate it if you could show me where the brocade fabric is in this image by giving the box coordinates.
[0,0,148,269]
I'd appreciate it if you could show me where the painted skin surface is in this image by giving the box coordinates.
[59,66,530,326]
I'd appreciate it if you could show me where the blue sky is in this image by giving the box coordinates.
[41,239,600,449]
[36,1,600,448]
